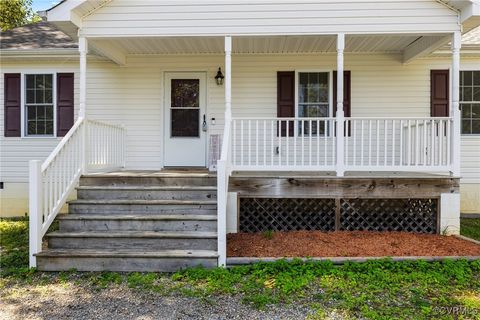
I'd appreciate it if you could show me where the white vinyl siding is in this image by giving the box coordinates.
[81,0,460,37]
[1,55,479,185]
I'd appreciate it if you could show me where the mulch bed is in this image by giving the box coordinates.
[227,231,480,257]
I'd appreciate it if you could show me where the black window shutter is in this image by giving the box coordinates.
[333,71,351,136]
[277,71,295,137]
[333,71,351,117]
[431,70,449,117]
[56,73,75,136]
[4,73,21,137]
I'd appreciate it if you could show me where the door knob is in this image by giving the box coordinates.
[202,114,207,132]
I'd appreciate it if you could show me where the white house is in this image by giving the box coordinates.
[0,0,479,271]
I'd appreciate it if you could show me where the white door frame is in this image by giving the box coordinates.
[163,72,208,167]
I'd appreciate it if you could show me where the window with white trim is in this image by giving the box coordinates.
[460,71,480,135]
[25,74,54,136]
[297,72,330,135]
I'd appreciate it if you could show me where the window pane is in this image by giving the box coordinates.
[44,75,52,89]
[472,120,480,134]
[36,90,44,103]
[26,89,35,104]
[463,87,473,101]
[299,72,329,104]
[463,71,473,86]
[171,79,199,108]
[473,87,480,102]
[462,104,472,118]
[474,71,480,86]
[44,89,53,103]
[37,106,46,120]
[46,121,54,135]
[462,120,471,134]
[46,105,53,119]
[171,109,199,137]
[299,104,328,117]
[34,75,43,89]
[27,105,36,120]
[27,121,36,135]
[472,104,480,119]
[37,121,45,135]
[26,75,35,89]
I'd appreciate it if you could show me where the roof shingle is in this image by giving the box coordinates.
[0,21,77,50]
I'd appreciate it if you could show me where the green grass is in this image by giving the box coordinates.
[1,218,479,319]
[0,217,29,276]
[461,218,480,241]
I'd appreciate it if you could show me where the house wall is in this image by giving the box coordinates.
[0,60,80,217]
[80,0,460,37]
[1,54,479,217]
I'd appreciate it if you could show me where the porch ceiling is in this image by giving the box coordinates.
[91,34,424,56]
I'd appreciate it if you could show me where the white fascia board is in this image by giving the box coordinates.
[47,0,86,27]
[0,49,79,56]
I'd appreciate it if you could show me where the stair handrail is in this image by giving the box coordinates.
[29,117,127,268]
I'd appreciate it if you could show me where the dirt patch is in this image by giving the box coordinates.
[227,231,480,257]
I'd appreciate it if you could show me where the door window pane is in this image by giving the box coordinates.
[171,79,199,108]
[170,79,200,137]
[171,109,200,137]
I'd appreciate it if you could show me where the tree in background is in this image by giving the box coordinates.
[0,0,41,31]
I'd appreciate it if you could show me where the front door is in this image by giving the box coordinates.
[164,72,207,167]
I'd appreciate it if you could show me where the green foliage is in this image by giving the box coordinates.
[173,258,480,317]
[89,272,122,288]
[1,218,479,318]
[127,272,157,289]
[0,0,41,31]
[461,218,480,241]
[0,218,29,276]
[262,230,274,240]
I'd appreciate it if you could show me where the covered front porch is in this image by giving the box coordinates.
[76,32,463,176]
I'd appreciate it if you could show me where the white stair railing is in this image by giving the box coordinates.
[29,118,126,267]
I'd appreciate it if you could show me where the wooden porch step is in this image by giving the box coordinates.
[58,214,217,232]
[68,199,217,215]
[58,214,217,221]
[79,175,217,187]
[46,230,218,250]
[76,186,217,191]
[76,185,217,201]
[36,249,218,272]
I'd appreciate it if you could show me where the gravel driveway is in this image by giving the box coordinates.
[0,283,316,320]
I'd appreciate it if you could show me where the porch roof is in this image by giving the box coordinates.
[91,34,423,56]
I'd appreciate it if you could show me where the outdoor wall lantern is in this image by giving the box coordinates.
[215,67,224,86]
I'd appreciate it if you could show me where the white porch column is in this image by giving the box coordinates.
[336,33,345,176]
[217,36,232,267]
[79,34,88,118]
[224,36,232,120]
[451,31,461,177]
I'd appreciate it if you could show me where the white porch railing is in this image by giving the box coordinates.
[344,117,452,171]
[225,116,453,172]
[231,118,337,170]
[29,118,126,267]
